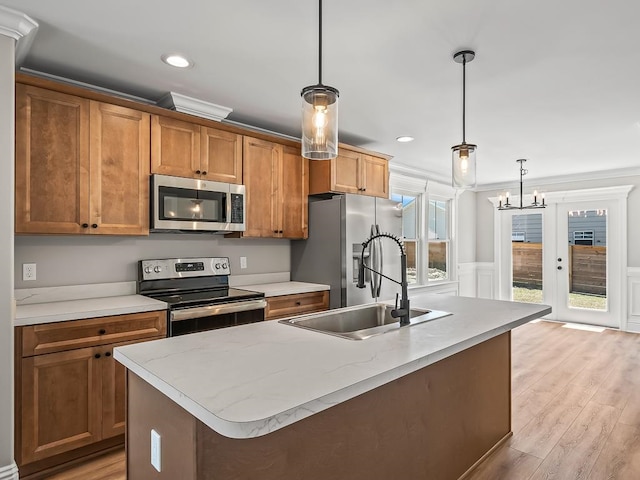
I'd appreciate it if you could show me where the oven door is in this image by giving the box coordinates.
[169,298,266,336]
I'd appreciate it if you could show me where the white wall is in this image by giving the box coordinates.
[475,174,640,265]
[15,235,291,288]
[0,33,16,478]
[456,190,476,264]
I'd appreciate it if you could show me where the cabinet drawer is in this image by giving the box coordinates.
[21,310,167,357]
[265,291,329,320]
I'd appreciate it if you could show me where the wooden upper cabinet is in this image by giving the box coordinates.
[361,154,389,199]
[90,102,150,235]
[15,84,150,235]
[243,136,279,237]
[243,137,308,239]
[309,147,390,199]
[201,127,243,184]
[151,115,243,183]
[15,84,90,234]
[150,115,200,178]
[281,145,309,239]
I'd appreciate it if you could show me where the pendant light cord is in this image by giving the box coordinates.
[318,0,323,85]
[462,55,466,143]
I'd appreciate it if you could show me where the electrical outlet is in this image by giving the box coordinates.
[151,429,161,472]
[240,256,247,269]
[23,263,36,281]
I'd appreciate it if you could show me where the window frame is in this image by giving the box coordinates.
[426,194,452,283]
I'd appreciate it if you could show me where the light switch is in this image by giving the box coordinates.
[240,256,247,269]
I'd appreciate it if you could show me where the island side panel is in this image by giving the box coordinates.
[127,372,197,479]
[195,332,511,480]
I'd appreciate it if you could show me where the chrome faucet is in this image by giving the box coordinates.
[356,232,410,326]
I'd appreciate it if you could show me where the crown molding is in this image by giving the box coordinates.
[488,184,634,206]
[158,92,233,122]
[476,166,640,192]
[0,6,38,66]
[389,162,451,185]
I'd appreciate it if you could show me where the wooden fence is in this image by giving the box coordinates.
[512,243,606,296]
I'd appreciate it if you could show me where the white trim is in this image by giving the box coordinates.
[157,92,233,122]
[457,262,477,297]
[476,263,495,299]
[427,180,456,198]
[389,170,426,194]
[0,461,18,480]
[489,185,634,207]
[627,267,640,333]
[0,6,38,67]
[477,166,640,192]
[389,162,450,186]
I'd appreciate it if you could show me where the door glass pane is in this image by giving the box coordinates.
[512,213,543,303]
[391,194,417,284]
[567,209,607,310]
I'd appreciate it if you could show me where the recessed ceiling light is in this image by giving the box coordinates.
[396,136,414,143]
[161,54,193,68]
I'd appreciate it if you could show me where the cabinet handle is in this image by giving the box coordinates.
[295,301,301,306]
[82,223,89,228]
[195,170,201,174]
[279,230,283,234]
[99,329,106,335]
[202,171,207,175]
[362,188,366,192]
[273,230,278,234]
[94,353,101,359]
[105,352,111,357]
[91,224,98,228]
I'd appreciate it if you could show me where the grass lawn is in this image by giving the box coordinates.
[512,286,606,310]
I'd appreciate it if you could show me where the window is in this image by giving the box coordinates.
[391,194,418,284]
[428,199,450,281]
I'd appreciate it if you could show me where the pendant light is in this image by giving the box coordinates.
[498,159,546,210]
[452,50,477,188]
[301,0,339,160]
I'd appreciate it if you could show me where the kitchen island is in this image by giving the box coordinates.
[114,295,550,479]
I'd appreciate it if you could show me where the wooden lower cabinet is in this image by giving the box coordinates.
[16,311,166,477]
[265,291,329,320]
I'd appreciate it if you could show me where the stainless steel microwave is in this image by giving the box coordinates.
[150,174,245,233]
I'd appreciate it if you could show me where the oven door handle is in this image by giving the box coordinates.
[170,299,267,322]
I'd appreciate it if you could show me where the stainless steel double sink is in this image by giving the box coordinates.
[279,303,451,340]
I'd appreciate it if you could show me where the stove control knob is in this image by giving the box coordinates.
[222,263,228,269]
[215,263,221,269]
[154,266,162,273]
[144,266,152,274]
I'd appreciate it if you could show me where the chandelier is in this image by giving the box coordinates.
[498,159,545,210]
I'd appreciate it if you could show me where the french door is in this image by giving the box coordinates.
[499,195,625,329]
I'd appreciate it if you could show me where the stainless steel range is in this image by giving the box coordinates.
[138,257,266,337]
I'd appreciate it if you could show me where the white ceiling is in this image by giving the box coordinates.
[5,0,640,186]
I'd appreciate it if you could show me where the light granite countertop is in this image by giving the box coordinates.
[240,281,330,297]
[15,295,168,326]
[114,295,550,440]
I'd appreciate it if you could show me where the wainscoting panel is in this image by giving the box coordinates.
[476,263,496,300]
[457,263,477,298]
[627,267,640,333]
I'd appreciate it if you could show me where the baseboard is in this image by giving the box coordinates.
[626,322,640,334]
[0,462,19,480]
[458,431,513,479]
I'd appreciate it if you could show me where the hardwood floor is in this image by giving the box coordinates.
[45,320,640,480]
[468,320,640,480]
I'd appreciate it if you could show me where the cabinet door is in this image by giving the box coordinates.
[361,155,389,199]
[15,84,90,234]
[102,337,160,439]
[280,145,309,239]
[150,115,201,178]
[89,102,150,235]
[243,137,280,237]
[20,347,103,464]
[333,149,361,194]
[201,127,243,184]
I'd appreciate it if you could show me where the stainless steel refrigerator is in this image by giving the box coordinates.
[291,194,403,309]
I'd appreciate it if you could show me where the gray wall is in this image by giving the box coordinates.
[476,174,640,265]
[512,213,543,244]
[15,234,290,288]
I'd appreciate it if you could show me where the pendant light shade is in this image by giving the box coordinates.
[301,0,339,160]
[452,50,476,188]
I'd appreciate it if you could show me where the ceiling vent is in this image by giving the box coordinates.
[157,92,232,122]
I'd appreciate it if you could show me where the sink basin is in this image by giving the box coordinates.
[279,303,451,340]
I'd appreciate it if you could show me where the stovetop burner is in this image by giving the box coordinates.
[150,287,264,308]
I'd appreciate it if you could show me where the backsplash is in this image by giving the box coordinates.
[14,234,291,288]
